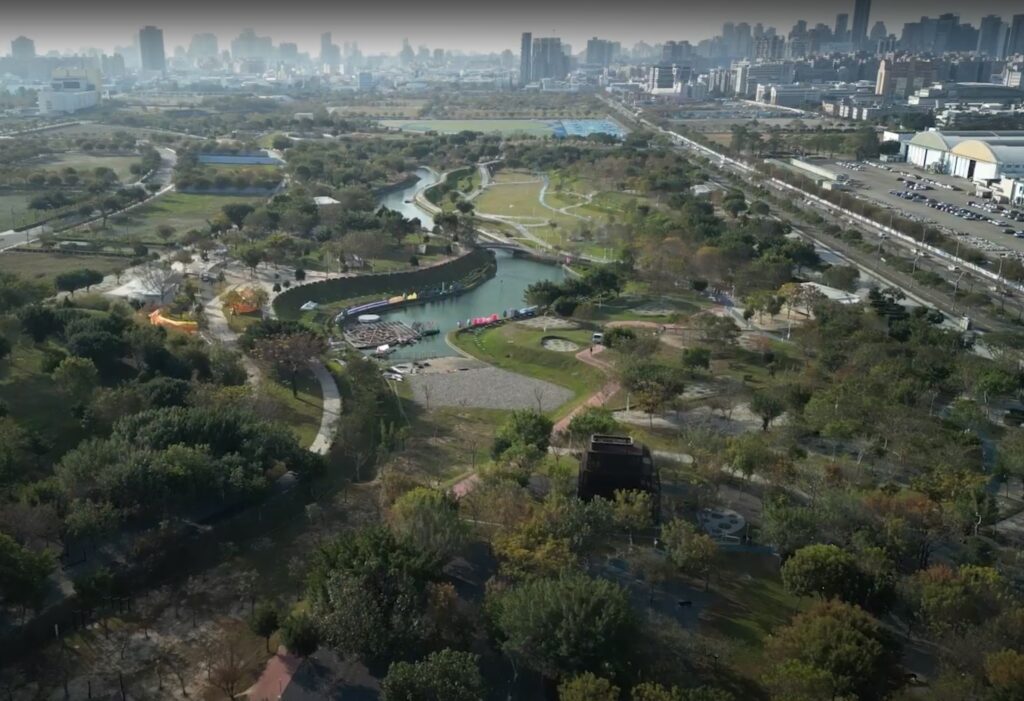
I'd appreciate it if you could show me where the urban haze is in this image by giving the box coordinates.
[1,0,1024,699]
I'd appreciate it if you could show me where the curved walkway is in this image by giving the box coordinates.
[553,344,619,434]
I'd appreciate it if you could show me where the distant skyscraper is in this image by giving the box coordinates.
[977,15,1005,57]
[586,37,615,67]
[11,36,35,61]
[519,32,532,86]
[851,0,872,49]
[869,21,888,44]
[320,32,340,72]
[834,14,849,42]
[139,26,166,72]
[531,37,567,82]
[1008,15,1024,56]
[188,33,219,62]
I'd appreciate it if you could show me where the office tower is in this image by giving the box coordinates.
[722,22,737,56]
[531,37,566,82]
[648,65,676,91]
[11,36,35,60]
[1009,15,1024,57]
[139,26,166,72]
[399,39,415,66]
[851,0,871,49]
[736,23,752,58]
[869,21,887,44]
[320,32,340,72]
[586,37,615,67]
[754,35,786,60]
[188,33,218,61]
[835,14,849,42]
[519,32,532,86]
[977,16,1005,57]
[278,43,298,64]
[433,48,445,64]
[231,29,273,61]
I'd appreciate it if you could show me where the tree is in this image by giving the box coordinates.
[249,601,280,652]
[559,673,620,701]
[389,488,466,567]
[681,347,711,371]
[662,519,717,588]
[382,649,484,701]
[208,642,248,699]
[910,564,1008,635]
[764,600,900,701]
[137,261,177,303]
[693,314,740,346]
[611,490,653,544]
[0,533,54,614]
[254,331,326,397]
[750,388,786,431]
[492,409,554,458]
[52,355,99,405]
[280,611,320,659]
[18,305,62,343]
[155,224,175,243]
[488,572,636,681]
[240,247,264,276]
[781,544,870,604]
[0,337,9,363]
[222,203,255,229]
[54,269,104,296]
[566,407,617,448]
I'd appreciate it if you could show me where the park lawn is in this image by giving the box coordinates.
[0,341,86,458]
[451,168,481,194]
[225,310,261,335]
[0,251,127,287]
[0,191,45,229]
[103,193,262,244]
[260,366,323,448]
[490,169,541,185]
[330,99,429,118]
[379,119,555,137]
[37,153,140,183]
[389,403,510,485]
[700,551,807,671]
[449,323,605,417]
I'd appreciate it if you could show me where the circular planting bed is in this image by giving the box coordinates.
[517,315,579,330]
[699,508,745,539]
[541,336,580,352]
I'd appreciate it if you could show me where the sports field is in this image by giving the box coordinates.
[379,118,627,139]
[37,154,140,182]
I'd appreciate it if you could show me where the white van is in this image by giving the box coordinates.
[592,332,604,345]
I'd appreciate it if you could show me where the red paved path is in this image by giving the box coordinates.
[245,647,301,700]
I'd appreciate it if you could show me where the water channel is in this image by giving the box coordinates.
[377,170,566,360]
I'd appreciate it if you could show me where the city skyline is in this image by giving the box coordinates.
[3,0,1023,57]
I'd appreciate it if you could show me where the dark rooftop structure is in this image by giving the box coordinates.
[578,435,660,518]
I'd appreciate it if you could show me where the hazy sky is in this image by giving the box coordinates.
[3,0,1022,56]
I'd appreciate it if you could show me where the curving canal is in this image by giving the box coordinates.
[377,171,566,360]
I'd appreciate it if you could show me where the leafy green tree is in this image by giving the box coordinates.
[18,305,62,342]
[249,601,280,652]
[0,533,53,613]
[764,600,900,701]
[0,337,9,362]
[389,488,466,567]
[559,673,619,701]
[52,355,99,405]
[382,649,483,701]
[781,544,871,604]
[488,572,636,681]
[611,489,653,543]
[280,611,320,659]
[221,203,255,229]
[910,564,1008,635]
[254,331,326,398]
[566,407,617,448]
[681,347,711,371]
[492,410,554,458]
[750,388,786,431]
[662,519,717,588]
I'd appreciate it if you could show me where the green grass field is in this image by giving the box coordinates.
[0,192,41,229]
[99,192,262,244]
[260,366,323,448]
[0,251,127,287]
[37,153,140,182]
[380,119,557,137]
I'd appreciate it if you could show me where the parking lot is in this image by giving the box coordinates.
[821,159,1024,261]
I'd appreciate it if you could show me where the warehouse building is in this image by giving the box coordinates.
[907,129,1024,181]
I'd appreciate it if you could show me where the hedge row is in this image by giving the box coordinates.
[273,247,495,319]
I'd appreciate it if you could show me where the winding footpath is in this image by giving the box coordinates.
[553,344,619,434]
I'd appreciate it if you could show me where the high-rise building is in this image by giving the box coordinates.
[139,26,166,73]
[977,16,1006,57]
[586,37,615,67]
[835,14,849,42]
[11,36,35,61]
[1008,15,1024,56]
[648,65,676,92]
[320,32,340,72]
[851,0,872,49]
[519,32,532,86]
[869,21,888,45]
[531,37,567,82]
[231,29,273,62]
[188,33,219,62]
[754,35,786,61]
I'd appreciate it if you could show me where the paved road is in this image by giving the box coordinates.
[308,361,341,456]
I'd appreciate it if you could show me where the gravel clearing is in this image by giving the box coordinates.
[407,367,572,410]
